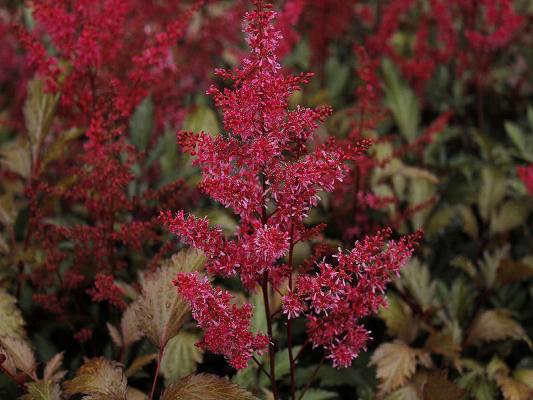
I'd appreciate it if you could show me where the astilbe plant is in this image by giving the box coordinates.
[161,1,421,398]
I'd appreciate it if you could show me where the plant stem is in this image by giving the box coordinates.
[261,273,279,400]
[286,222,297,400]
[149,345,165,400]
[297,356,325,400]
[252,355,271,380]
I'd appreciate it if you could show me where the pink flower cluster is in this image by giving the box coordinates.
[173,272,269,370]
[283,228,422,367]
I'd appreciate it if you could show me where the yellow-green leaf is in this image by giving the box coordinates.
[63,357,127,400]
[380,295,417,343]
[182,106,220,136]
[425,332,461,360]
[0,139,32,179]
[20,380,61,400]
[478,167,506,222]
[513,369,533,389]
[490,200,530,234]
[43,352,66,383]
[135,249,205,348]
[23,78,59,161]
[161,332,204,384]
[370,341,419,395]
[0,289,26,338]
[466,310,529,347]
[160,374,257,400]
[398,259,435,311]
[0,193,17,227]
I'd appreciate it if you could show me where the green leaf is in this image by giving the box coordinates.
[458,371,497,400]
[136,249,205,348]
[477,166,506,222]
[505,122,526,153]
[182,106,220,135]
[398,259,435,311]
[276,345,302,380]
[385,385,422,400]
[382,59,420,142]
[325,57,350,103]
[0,289,26,338]
[490,200,531,234]
[161,332,204,384]
[130,96,154,151]
[380,295,417,343]
[20,380,62,400]
[251,291,267,334]
[370,341,420,395]
[466,309,530,347]
[23,78,59,162]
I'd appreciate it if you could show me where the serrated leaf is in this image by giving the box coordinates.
[466,309,529,346]
[159,249,206,275]
[398,259,435,311]
[23,78,59,162]
[490,200,530,234]
[497,376,533,400]
[479,246,509,289]
[130,96,154,151]
[0,289,26,338]
[63,357,127,400]
[135,249,205,348]
[497,260,533,285]
[161,332,203,384]
[458,371,496,400]
[422,370,465,400]
[125,353,157,378]
[160,373,257,400]
[380,295,417,343]
[107,323,123,347]
[385,385,422,400]
[121,304,143,348]
[370,342,419,395]
[382,59,420,142]
[478,167,506,222]
[455,205,479,239]
[489,361,533,400]
[0,336,36,378]
[20,380,61,400]
[425,332,461,360]
[505,121,526,152]
[513,369,533,389]
[0,139,32,179]
[43,352,65,382]
[42,127,83,166]
[0,193,17,227]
